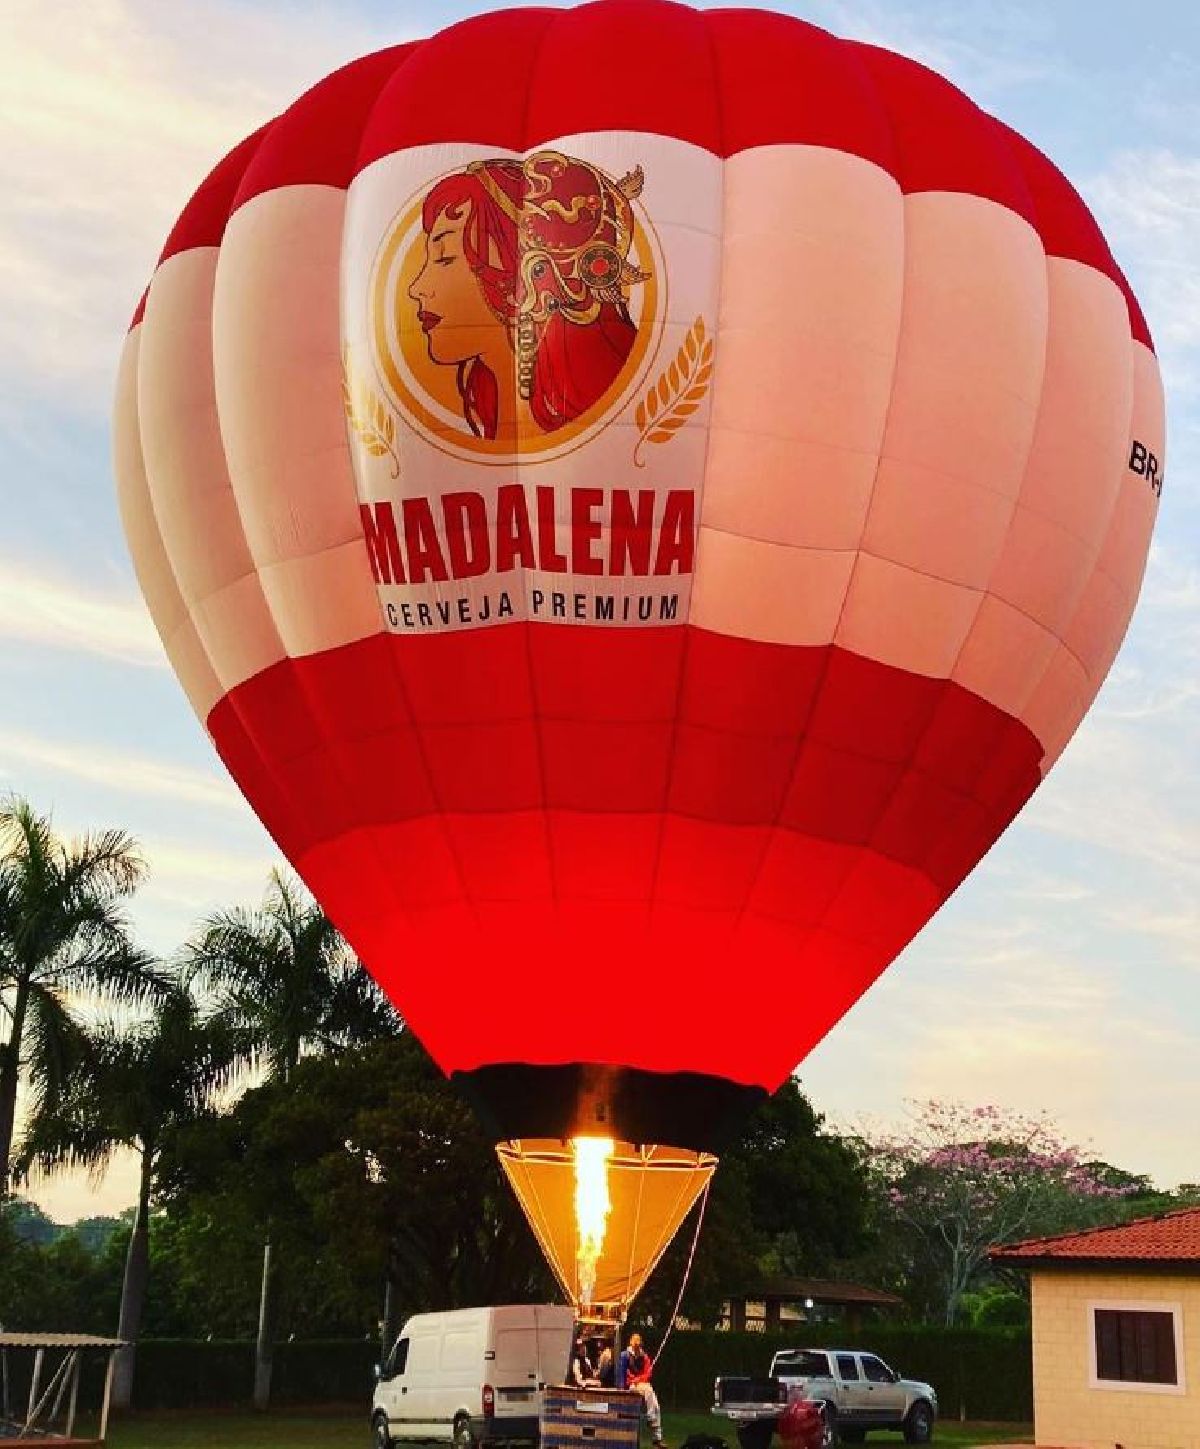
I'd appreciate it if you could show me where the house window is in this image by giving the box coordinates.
[1093,1310,1177,1386]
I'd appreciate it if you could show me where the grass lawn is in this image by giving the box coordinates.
[666,1411,1032,1447]
[90,1408,1032,1449]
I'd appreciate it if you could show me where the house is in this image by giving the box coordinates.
[991,1206,1200,1449]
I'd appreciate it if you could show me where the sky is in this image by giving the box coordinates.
[1,0,1198,1222]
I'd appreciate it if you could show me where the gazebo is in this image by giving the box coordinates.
[0,1333,125,1444]
[723,1278,903,1334]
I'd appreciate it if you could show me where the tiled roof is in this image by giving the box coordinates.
[991,1207,1200,1265]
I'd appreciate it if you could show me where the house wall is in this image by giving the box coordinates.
[1032,1269,1199,1449]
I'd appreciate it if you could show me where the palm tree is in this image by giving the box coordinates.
[16,979,241,1409]
[184,868,398,1409]
[0,797,158,1193]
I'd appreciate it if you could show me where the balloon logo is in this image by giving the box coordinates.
[114,1,1165,1318]
[368,150,661,459]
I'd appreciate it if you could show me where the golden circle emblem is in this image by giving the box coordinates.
[370,150,663,464]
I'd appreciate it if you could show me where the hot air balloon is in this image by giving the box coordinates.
[113,2,1163,1320]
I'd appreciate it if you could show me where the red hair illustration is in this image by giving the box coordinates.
[407,151,648,440]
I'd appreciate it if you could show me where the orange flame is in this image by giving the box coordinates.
[571,1136,615,1307]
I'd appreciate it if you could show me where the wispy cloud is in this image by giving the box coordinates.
[146,837,279,902]
[0,730,242,812]
[1140,539,1200,643]
[807,0,1064,98]
[1028,723,1200,879]
[806,921,1200,1187]
[0,555,161,663]
[1085,148,1200,395]
[0,0,400,411]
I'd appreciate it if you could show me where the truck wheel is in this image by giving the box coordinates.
[902,1403,933,1445]
[820,1405,839,1449]
[373,1412,395,1449]
[736,1421,775,1449]
[455,1414,477,1449]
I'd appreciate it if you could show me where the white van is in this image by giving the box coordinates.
[372,1304,576,1449]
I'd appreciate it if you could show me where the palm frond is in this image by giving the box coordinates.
[48,940,172,1004]
[182,869,362,1081]
[0,799,148,997]
[0,798,56,880]
[16,979,249,1186]
[320,963,403,1049]
[16,1112,119,1184]
[58,825,147,904]
[22,984,94,1120]
[183,910,279,991]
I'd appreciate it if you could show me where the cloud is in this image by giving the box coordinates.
[1000,533,1200,890]
[1100,901,1200,972]
[1084,148,1200,393]
[804,916,1200,1188]
[0,554,161,663]
[145,837,279,906]
[0,729,243,813]
[806,0,1063,98]
[1027,721,1200,880]
[1139,539,1200,648]
[0,0,400,412]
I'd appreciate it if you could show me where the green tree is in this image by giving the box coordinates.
[70,1215,123,1256]
[0,798,156,1192]
[183,870,398,1407]
[2,1195,59,1245]
[16,983,241,1408]
[157,1034,554,1342]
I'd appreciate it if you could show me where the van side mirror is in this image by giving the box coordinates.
[891,1369,900,1384]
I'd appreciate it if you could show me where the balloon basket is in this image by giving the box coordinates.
[541,1385,643,1449]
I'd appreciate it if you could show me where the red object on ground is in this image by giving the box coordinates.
[779,1398,825,1449]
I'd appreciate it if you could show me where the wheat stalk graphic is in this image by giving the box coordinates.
[633,317,714,467]
[341,345,400,479]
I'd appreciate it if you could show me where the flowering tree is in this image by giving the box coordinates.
[864,1101,1131,1325]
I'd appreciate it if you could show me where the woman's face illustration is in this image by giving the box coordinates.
[407,207,502,366]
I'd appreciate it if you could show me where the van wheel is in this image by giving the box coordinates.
[372,1412,395,1449]
[455,1413,476,1449]
[903,1403,933,1445]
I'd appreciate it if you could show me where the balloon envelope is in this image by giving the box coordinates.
[114,2,1163,1308]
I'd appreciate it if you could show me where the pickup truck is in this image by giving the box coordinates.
[713,1347,937,1448]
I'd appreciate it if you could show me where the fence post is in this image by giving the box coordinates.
[65,1351,81,1439]
[99,1349,117,1442]
[26,1346,44,1430]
